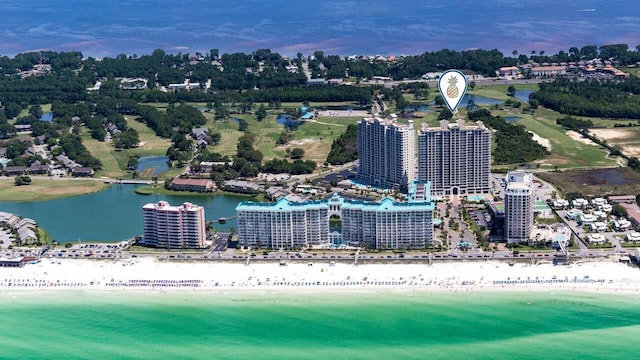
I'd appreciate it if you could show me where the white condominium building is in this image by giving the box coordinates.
[142,201,206,248]
[418,119,491,196]
[357,116,415,192]
[236,181,435,250]
[504,171,534,243]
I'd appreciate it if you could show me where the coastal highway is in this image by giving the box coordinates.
[20,242,626,264]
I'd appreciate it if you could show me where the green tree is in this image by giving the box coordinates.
[29,105,43,119]
[126,156,139,171]
[290,148,305,159]
[238,118,249,131]
[14,175,31,186]
[256,104,267,122]
[438,108,453,120]
[3,102,22,119]
[612,204,628,218]
[507,85,516,97]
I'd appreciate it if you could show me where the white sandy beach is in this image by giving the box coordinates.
[1,258,639,294]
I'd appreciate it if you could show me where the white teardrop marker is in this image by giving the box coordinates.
[437,69,468,114]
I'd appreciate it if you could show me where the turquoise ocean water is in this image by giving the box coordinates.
[0,290,639,359]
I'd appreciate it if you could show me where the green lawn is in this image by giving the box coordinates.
[206,110,356,163]
[468,83,539,101]
[81,117,172,178]
[80,131,122,178]
[124,116,171,155]
[81,91,634,175]
[492,107,618,168]
[0,178,107,201]
[18,103,52,118]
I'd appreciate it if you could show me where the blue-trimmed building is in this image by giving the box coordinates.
[235,181,435,249]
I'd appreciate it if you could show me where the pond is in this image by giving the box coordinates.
[40,112,53,122]
[404,105,435,113]
[462,94,504,105]
[429,94,504,106]
[0,184,245,242]
[137,156,170,176]
[277,114,304,130]
[514,90,534,103]
[504,116,521,122]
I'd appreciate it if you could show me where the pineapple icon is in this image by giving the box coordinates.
[446,76,459,98]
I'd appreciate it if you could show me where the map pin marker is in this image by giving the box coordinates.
[438,69,468,114]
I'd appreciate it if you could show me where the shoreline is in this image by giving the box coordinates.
[1,258,638,295]
[0,177,259,203]
[0,177,108,202]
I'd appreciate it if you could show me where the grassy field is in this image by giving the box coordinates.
[492,107,619,168]
[37,227,52,245]
[468,83,539,101]
[80,87,638,176]
[125,116,172,155]
[0,178,107,202]
[135,184,262,200]
[81,117,173,179]
[80,130,122,177]
[205,110,356,163]
[536,167,640,196]
[18,103,52,118]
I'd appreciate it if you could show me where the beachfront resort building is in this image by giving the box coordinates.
[417,119,491,196]
[356,116,415,192]
[142,201,206,248]
[236,181,435,250]
[504,171,534,243]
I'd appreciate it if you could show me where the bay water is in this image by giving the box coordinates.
[0,1,637,58]
[0,184,243,242]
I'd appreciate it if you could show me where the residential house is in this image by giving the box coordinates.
[119,78,148,90]
[169,178,216,192]
[586,233,606,244]
[612,219,631,231]
[224,180,261,194]
[56,155,81,170]
[620,203,640,227]
[571,198,589,208]
[106,123,121,135]
[17,227,37,245]
[265,186,288,200]
[4,166,27,176]
[191,127,209,141]
[626,232,640,242]
[306,79,327,86]
[34,135,46,145]
[199,161,215,173]
[552,199,569,209]
[608,195,637,204]
[24,146,36,157]
[72,167,95,177]
[29,161,50,175]
[498,66,520,78]
[530,66,567,77]
[14,124,31,132]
